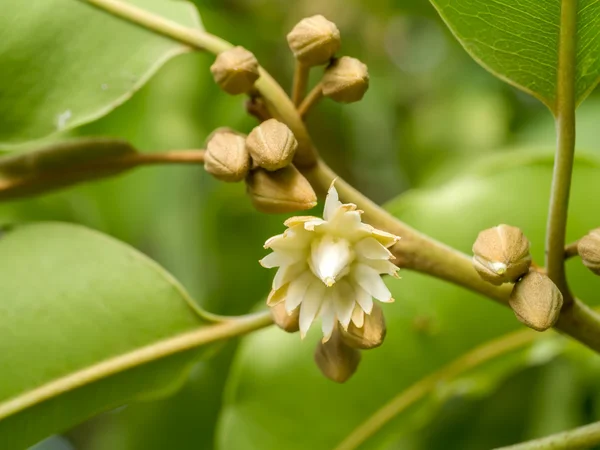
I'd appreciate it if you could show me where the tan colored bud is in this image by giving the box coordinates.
[271,301,300,333]
[509,272,563,332]
[340,303,386,350]
[472,224,531,285]
[210,46,260,95]
[287,15,341,66]
[246,165,317,214]
[322,57,369,103]
[204,131,250,182]
[314,330,361,383]
[246,119,298,171]
[578,229,600,275]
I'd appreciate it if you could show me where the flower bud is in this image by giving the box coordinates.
[210,46,260,95]
[287,15,341,66]
[246,119,298,171]
[340,303,386,350]
[204,131,250,182]
[472,224,531,285]
[246,165,317,214]
[314,330,361,383]
[509,272,563,332]
[322,57,369,103]
[578,229,600,275]
[271,301,300,333]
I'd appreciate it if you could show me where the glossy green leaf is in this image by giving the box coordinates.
[0,138,138,200]
[0,0,202,145]
[429,0,600,111]
[0,222,210,449]
[217,151,600,450]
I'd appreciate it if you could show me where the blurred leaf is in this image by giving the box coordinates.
[75,342,239,450]
[0,138,138,200]
[429,0,600,111]
[0,222,211,448]
[0,0,203,145]
[217,150,600,450]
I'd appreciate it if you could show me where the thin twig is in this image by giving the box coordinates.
[494,420,600,450]
[0,311,273,421]
[565,239,580,259]
[298,82,324,118]
[545,0,577,304]
[334,328,537,450]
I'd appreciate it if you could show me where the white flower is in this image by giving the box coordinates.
[260,183,400,341]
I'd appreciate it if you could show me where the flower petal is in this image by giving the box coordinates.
[355,237,393,260]
[352,263,393,302]
[273,261,307,290]
[304,218,327,231]
[371,228,400,248]
[260,251,294,268]
[333,280,355,330]
[310,235,353,286]
[267,284,288,306]
[299,279,326,338]
[351,304,365,328]
[284,215,321,227]
[363,259,400,277]
[285,271,314,313]
[324,184,342,221]
[353,282,373,313]
[320,293,336,342]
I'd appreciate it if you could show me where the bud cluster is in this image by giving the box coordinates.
[472,224,563,332]
[203,119,317,214]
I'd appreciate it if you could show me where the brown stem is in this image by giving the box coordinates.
[564,239,580,259]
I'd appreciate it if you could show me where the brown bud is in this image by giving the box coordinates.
[246,119,298,171]
[287,15,341,66]
[246,165,317,214]
[509,272,563,332]
[322,57,369,103]
[578,229,600,275]
[314,330,361,383]
[204,131,250,182]
[271,301,300,333]
[472,224,532,285]
[210,46,260,95]
[340,303,386,350]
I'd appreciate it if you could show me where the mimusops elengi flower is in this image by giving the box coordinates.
[260,184,400,341]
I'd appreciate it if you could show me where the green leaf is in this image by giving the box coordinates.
[217,151,600,450]
[0,0,203,146]
[0,138,139,200]
[428,0,600,111]
[0,222,210,449]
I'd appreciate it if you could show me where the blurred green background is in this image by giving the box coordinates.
[11,0,600,448]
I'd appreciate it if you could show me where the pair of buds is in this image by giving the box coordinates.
[272,301,387,383]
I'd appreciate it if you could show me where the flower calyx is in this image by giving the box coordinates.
[472,224,532,285]
[246,119,298,171]
[246,165,317,214]
[322,56,369,103]
[210,46,260,95]
[204,129,250,182]
[578,228,600,275]
[287,15,341,66]
[509,271,563,332]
